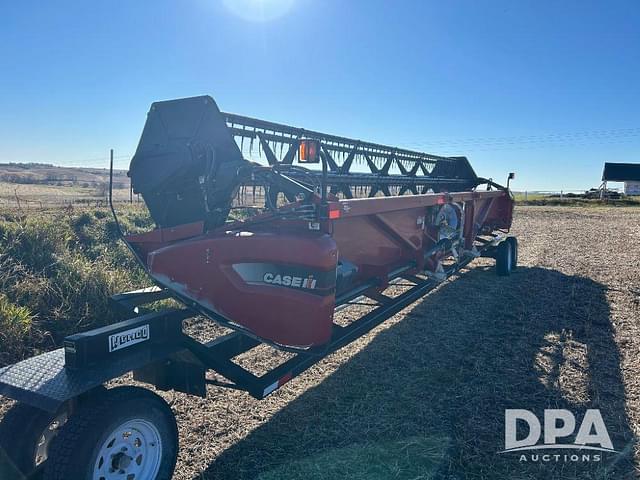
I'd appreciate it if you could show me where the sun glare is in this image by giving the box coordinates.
[222,0,295,22]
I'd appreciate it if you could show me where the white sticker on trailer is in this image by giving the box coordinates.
[108,324,150,352]
[263,381,279,397]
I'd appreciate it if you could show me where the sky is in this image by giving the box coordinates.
[0,0,639,191]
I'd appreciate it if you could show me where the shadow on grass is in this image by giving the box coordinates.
[197,266,636,480]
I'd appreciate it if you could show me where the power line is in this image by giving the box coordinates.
[401,127,640,152]
[59,154,132,168]
[13,125,640,166]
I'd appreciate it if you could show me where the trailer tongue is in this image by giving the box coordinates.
[0,95,517,480]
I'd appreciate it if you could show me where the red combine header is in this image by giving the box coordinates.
[0,95,517,479]
[125,95,514,349]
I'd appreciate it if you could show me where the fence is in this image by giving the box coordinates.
[0,185,629,212]
[515,188,624,202]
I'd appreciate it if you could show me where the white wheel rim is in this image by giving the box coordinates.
[93,419,162,480]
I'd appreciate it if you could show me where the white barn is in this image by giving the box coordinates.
[625,181,640,196]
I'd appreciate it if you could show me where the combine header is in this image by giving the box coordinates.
[0,96,517,479]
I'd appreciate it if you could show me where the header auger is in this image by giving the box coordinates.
[0,95,517,480]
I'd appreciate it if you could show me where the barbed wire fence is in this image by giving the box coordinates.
[1,185,626,213]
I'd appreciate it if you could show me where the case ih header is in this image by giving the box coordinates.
[0,96,517,479]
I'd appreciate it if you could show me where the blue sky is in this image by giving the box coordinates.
[1,0,638,191]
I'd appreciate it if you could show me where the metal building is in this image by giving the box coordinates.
[602,162,640,196]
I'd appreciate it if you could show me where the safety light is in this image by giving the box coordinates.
[299,139,321,164]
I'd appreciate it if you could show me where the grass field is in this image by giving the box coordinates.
[0,181,132,207]
[0,164,131,208]
[0,203,639,479]
[512,191,640,207]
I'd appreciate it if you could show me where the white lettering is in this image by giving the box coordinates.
[263,272,317,289]
[575,409,613,450]
[544,409,575,445]
[505,409,541,450]
[108,325,150,352]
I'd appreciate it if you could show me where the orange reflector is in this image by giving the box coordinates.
[329,209,341,219]
[299,139,320,163]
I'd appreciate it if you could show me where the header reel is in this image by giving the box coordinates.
[128,95,487,229]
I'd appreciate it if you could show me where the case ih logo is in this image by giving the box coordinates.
[501,409,618,463]
[108,324,150,352]
[263,272,317,289]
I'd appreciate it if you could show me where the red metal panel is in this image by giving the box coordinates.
[328,190,506,218]
[146,232,338,348]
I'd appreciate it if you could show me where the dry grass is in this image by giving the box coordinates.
[1,206,640,479]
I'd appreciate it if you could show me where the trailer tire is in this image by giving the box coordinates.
[44,386,178,480]
[0,402,69,479]
[495,240,513,276]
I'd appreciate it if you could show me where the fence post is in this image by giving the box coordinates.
[13,187,21,211]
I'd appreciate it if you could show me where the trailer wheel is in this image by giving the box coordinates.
[44,386,178,480]
[0,402,69,478]
[495,240,513,276]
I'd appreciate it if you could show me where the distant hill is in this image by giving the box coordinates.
[0,163,132,207]
[0,163,128,188]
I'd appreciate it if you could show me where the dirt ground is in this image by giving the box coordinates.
[2,205,640,479]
